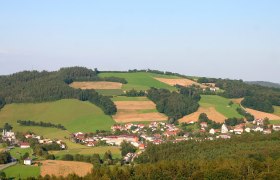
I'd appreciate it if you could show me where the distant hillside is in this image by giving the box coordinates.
[246,81,280,89]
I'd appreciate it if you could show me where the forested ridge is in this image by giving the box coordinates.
[0,67,119,115]
[198,77,280,113]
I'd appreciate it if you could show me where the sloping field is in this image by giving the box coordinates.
[245,108,280,120]
[70,81,122,89]
[200,95,243,118]
[3,164,40,179]
[115,101,156,110]
[114,111,167,123]
[0,99,115,140]
[274,106,280,117]
[50,146,121,159]
[113,98,167,122]
[99,72,176,91]
[154,77,207,88]
[179,107,226,123]
[40,160,92,177]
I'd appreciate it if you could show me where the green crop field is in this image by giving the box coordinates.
[112,96,149,101]
[274,106,280,117]
[3,164,40,179]
[0,99,115,141]
[96,89,124,96]
[200,95,243,118]
[99,72,177,91]
[50,146,121,159]
[10,147,33,160]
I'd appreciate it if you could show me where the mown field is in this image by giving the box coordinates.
[99,72,177,91]
[3,164,40,179]
[199,95,243,118]
[10,147,33,160]
[274,106,280,117]
[0,99,115,140]
[50,146,121,159]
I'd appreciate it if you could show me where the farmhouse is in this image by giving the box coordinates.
[20,142,30,149]
[234,127,244,135]
[200,122,208,129]
[24,158,32,165]
[2,130,16,142]
[272,124,280,131]
[209,128,215,135]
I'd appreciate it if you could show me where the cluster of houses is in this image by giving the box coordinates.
[72,122,183,150]
[199,118,280,139]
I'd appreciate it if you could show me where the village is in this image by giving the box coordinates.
[2,117,280,165]
[71,118,280,162]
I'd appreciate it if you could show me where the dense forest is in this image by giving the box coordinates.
[0,67,118,115]
[147,87,199,122]
[198,77,280,113]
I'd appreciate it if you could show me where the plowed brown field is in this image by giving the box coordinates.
[70,81,122,90]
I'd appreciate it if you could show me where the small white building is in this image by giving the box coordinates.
[24,158,32,165]
[221,124,229,134]
[209,128,215,135]
[273,125,280,131]
[245,128,251,133]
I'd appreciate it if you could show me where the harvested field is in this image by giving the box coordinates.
[115,101,156,110]
[113,100,167,122]
[40,160,92,177]
[113,111,167,123]
[179,107,227,123]
[231,98,244,104]
[70,81,122,90]
[245,108,280,120]
[154,78,207,88]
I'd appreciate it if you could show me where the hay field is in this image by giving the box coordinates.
[113,97,167,122]
[40,160,92,177]
[179,107,226,123]
[154,77,207,88]
[245,108,280,120]
[70,81,122,90]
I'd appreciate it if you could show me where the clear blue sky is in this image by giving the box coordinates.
[0,1,279,82]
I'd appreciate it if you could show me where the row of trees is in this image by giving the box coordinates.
[0,152,12,164]
[0,67,117,115]
[224,117,245,126]
[236,107,255,121]
[198,113,222,129]
[124,89,145,97]
[147,88,199,122]
[0,96,5,110]
[17,120,66,130]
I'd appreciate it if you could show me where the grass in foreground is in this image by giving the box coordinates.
[200,95,243,118]
[3,164,40,179]
[99,72,177,91]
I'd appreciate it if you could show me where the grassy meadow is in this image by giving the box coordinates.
[199,95,243,118]
[0,99,115,140]
[99,72,177,91]
[50,146,121,159]
[3,164,40,179]
[10,147,33,160]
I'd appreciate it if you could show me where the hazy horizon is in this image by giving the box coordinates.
[1,1,280,83]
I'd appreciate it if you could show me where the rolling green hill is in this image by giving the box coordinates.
[0,99,115,140]
[200,95,243,118]
[99,72,178,91]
